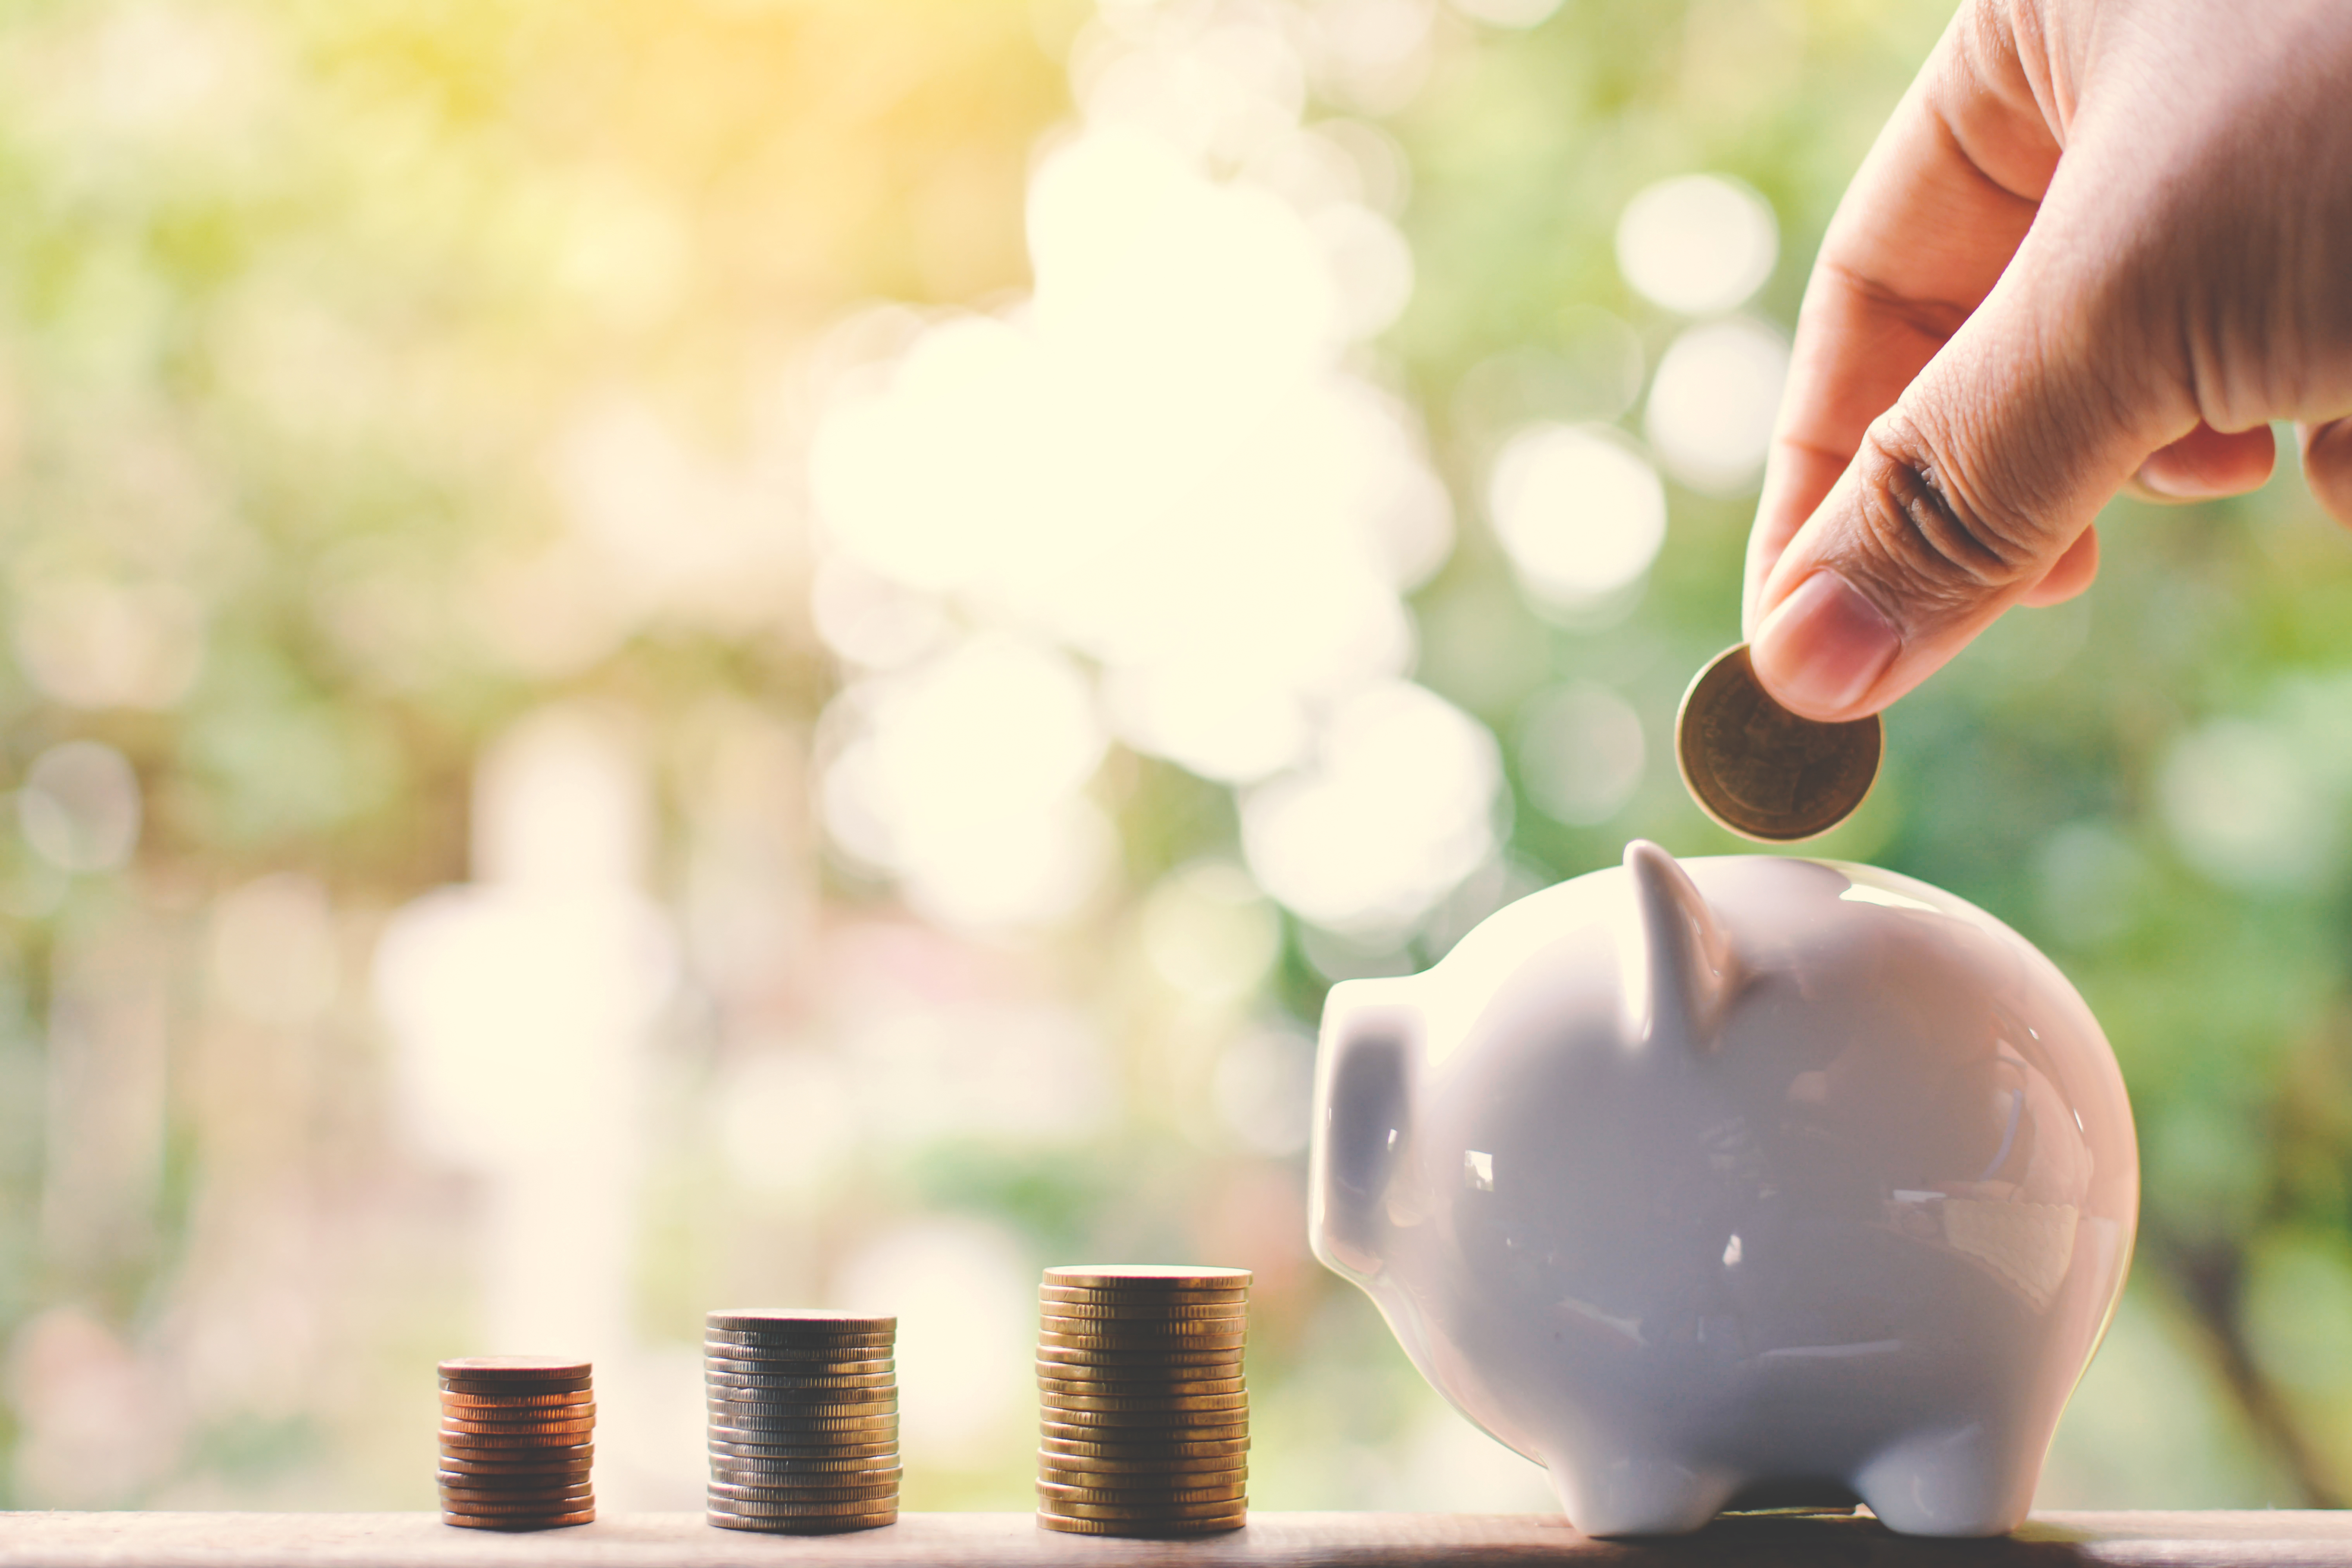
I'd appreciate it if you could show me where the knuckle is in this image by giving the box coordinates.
[1845,412,2059,614]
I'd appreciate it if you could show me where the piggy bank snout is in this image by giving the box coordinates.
[1310,991,1418,1280]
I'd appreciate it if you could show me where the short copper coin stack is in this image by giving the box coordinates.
[704,1309,899,1534]
[437,1356,595,1530]
[1035,1265,1250,1537]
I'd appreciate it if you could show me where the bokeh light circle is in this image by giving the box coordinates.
[1614,172,1778,315]
[1240,681,1502,935]
[1487,423,1667,607]
[1642,316,1789,494]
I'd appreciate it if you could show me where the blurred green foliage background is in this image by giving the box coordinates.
[0,0,2344,1519]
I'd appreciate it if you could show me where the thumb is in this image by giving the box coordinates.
[1748,237,2175,722]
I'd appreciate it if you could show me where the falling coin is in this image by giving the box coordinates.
[1676,643,1882,843]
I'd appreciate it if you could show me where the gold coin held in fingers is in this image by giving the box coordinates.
[1675,643,1882,843]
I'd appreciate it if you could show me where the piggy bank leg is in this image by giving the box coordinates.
[1851,1424,2037,1537]
[1546,1445,1740,1538]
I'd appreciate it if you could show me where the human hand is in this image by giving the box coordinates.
[1741,0,2352,721]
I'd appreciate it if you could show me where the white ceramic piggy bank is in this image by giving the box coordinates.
[1310,841,2135,1538]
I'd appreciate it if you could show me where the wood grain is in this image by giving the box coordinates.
[2,1513,2350,1567]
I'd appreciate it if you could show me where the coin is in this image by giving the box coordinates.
[1038,1312,1242,1335]
[441,1388,593,1411]
[1039,1284,1249,1307]
[706,1308,893,1333]
[437,1497,595,1519]
[438,1356,591,1381]
[438,1469,594,1488]
[696,1345,889,1363]
[1042,1390,1249,1414]
[706,1377,896,1397]
[703,1340,895,1360]
[1038,1348,1240,1370]
[708,1422,899,1446]
[710,1459,902,1483]
[441,1376,592,1397]
[441,1414,596,1434]
[438,1449,592,1471]
[439,1484,595,1505]
[1042,1434,1250,1459]
[1042,1303,1247,1325]
[1035,1511,1243,1536]
[706,1370,895,1390]
[1042,1267,1250,1290]
[696,1401,889,1420]
[704,1492,900,1517]
[706,1414,895,1434]
[1040,1426,1248,1452]
[1038,1377,1247,1400]
[1676,642,1883,842]
[1035,1457,1242,1476]
[707,1506,896,1534]
[442,1509,596,1531]
[708,1475,899,1500]
[1038,1332,1248,1355]
[703,1356,892,1380]
[439,1430,595,1449]
[1035,1410,1242,1439]
[438,1441,589,1459]
[439,1474,595,1494]
[1039,1500,1246,1522]
[1039,1479,1248,1505]
[707,1438,898,1460]
[705,1371,895,1392]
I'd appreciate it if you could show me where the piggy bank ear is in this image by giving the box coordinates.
[1622,840,1736,1049]
[1310,985,1418,1281]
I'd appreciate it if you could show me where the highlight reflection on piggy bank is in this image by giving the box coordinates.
[1310,842,2135,1537]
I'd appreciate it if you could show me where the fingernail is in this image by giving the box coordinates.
[1751,570,1900,718]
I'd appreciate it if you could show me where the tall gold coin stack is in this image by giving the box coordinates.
[1035,1265,1251,1537]
[436,1356,595,1530]
[704,1309,900,1534]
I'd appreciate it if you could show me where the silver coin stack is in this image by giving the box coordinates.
[704,1309,900,1533]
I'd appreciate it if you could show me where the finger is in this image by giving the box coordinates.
[1742,0,2062,634]
[1748,171,2191,721]
[2129,421,2277,501]
[2018,523,2099,607]
[2301,418,2352,526]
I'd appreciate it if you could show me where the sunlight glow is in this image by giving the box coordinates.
[808,12,1454,924]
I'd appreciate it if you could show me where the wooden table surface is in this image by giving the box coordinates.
[2,1513,2350,1567]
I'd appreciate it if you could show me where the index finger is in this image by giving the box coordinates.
[1742,1,2063,633]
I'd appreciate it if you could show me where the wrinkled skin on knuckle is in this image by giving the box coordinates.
[1844,414,2058,621]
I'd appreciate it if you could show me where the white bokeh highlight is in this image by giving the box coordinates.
[1644,316,1789,494]
[1487,424,1667,610]
[1241,681,1503,936]
[1615,173,1778,316]
[820,637,1112,930]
